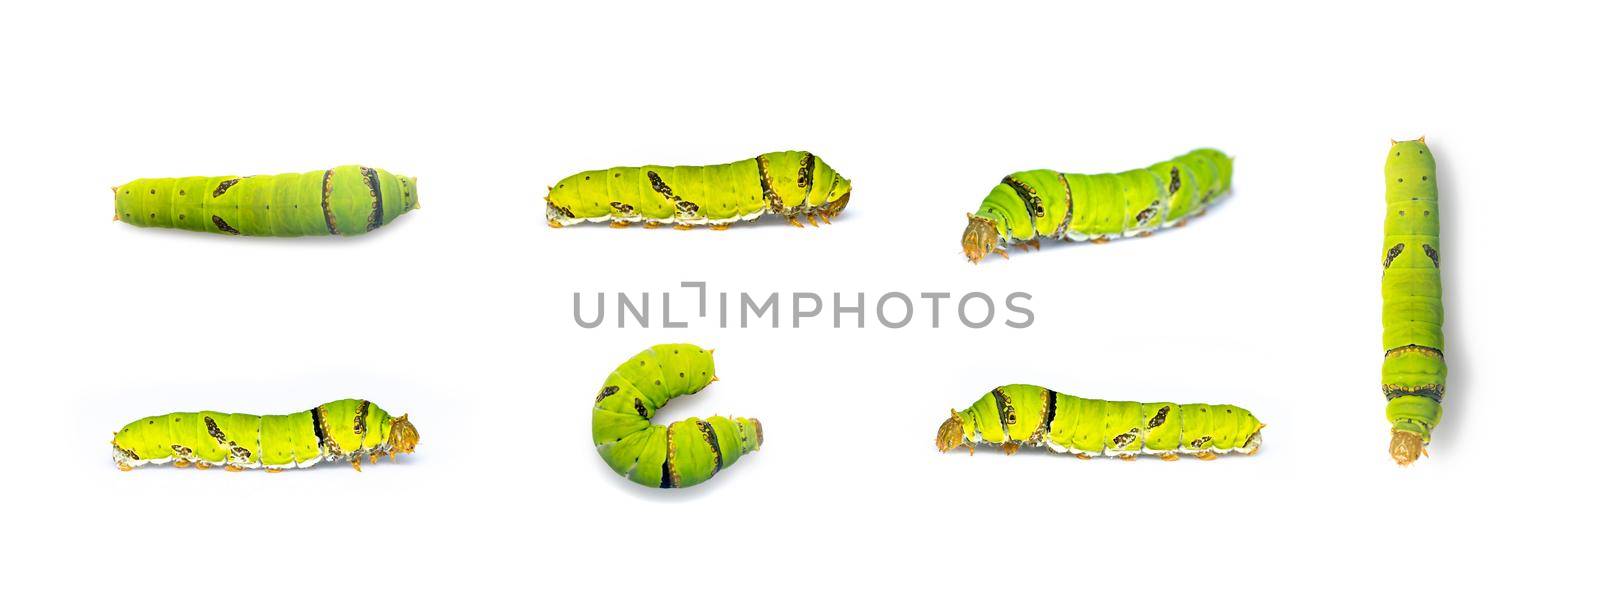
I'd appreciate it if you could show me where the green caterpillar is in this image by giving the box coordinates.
[112,165,419,236]
[592,344,762,488]
[546,151,851,230]
[936,384,1263,460]
[1382,137,1446,465]
[111,399,418,472]
[962,148,1233,262]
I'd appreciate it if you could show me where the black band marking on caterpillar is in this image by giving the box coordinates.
[353,400,369,437]
[1003,175,1044,220]
[1112,429,1139,448]
[1032,389,1058,442]
[361,166,384,232]
[1384,243,1405,268]
[697,420,723,475]
[992,387,1016,440]
[312,404,336,455]
[758,155,783,212]
[212,215,240,235]
[1054,173,1074,234]
[212,179,240,198]
[1147,405,1170,429]
[798,152,815,191]
[648,170,677,200]
[1383,384,1445,402]
[319,170,341,235]
[1386,344,1443,359]
[1134,200,1161,225]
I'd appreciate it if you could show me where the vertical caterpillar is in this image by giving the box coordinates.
[545,151,851,230]
[935,384,1263,460]
[592,344,762,488]
[1382,138,1446,465]
[111,399,419,472]
[113,165,419,236]
[961,148,1233,262]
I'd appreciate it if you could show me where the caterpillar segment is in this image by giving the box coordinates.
[1382,138,1446,466]
[545,151,851,230]
[962,148,1233,262]
[110,399,419,472]
[935,384,1263,460]
[591,344,762,488]
[113,166,419,237]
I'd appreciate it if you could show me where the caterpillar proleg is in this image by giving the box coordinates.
[592,344,762,488]
[111,399,419,472]
[1382,138,1446,465]
[936,384,1263,460]
[113,165,419,236]
[546,151,851,229]
[962,148,1232,262]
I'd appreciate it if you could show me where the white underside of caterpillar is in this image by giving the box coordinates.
[967,428,1261,459]
[113,444,395,471]
[549,207,771,228]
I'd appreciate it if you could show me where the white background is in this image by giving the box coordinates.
[2,1,1594,607]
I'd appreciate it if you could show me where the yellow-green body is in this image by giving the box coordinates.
[946,384,1263,458]
[546,151,850,228]
[591,344,762,488]
[113,165,418,236]
[112,399,408,470]
[964,149,1231,262]
[1382,139,1446,449]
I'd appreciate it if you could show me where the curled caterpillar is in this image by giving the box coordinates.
[1382,137,1446,466]
[111,399,418,472]
[113,165,419,236]
[962,148,1233,262]
[935,384,1263,460]
[592,344,762,488]
[545,151,851,230]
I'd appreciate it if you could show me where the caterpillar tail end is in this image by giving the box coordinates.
[1389,428,1427,466]
[819,190,851,220]
[962,214,1001,264]
[935,409,966,453]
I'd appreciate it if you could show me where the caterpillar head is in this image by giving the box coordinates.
[962,214,1001,263]
[387,414,420,455]
[1389,428,1426,466]
[935,409,969,453]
